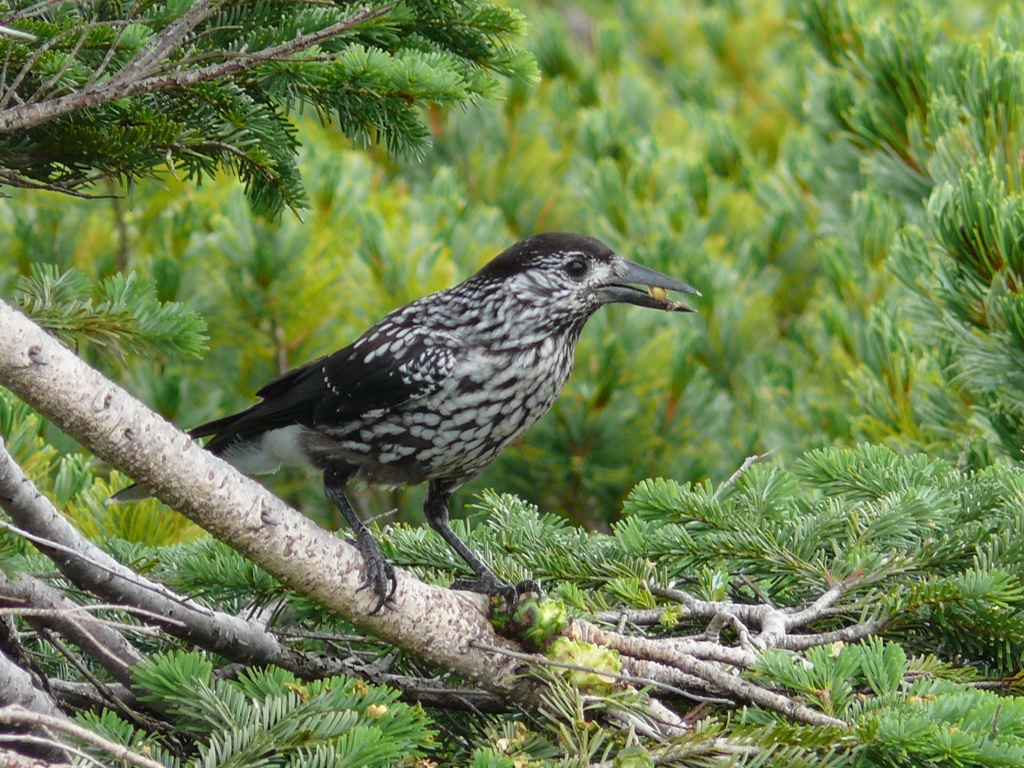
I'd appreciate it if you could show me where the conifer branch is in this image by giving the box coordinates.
[115,0,219,83]
[0,705,165,768]
[572,621,849,728]
[718,449,778,492]
[0,170,115,198]
[145,3,399,86]
[562,578,883,728]
[0,299,540,703]
[0,4,393,134]
[0,571,143,688]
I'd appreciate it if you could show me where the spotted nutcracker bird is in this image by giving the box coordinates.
[116,232,698,612]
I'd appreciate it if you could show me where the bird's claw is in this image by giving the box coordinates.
[351,530,397,615]
[514,578,543,598]
[451,573,542,611]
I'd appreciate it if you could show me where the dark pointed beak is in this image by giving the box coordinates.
[597,259,700,312]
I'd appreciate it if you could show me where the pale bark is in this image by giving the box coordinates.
[0,299,869,729]
[0,300,533,701]
[0,648,59,716]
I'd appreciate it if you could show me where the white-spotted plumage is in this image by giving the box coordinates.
[171,232,698,612]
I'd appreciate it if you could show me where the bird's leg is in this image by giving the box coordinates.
[424,481,540,607]
[323,465,396,614]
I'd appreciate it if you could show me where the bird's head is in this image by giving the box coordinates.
[471,232,699,330]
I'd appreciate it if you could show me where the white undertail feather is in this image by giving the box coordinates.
[221,425,312,474]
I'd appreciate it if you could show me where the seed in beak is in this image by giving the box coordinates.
[649,286,668,301]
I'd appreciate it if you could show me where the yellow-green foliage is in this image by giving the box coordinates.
[10,3,1024,764]
[547,638,621,693]
[2,0,1021,533]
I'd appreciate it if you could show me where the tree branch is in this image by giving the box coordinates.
[0,570,143,688]
[0,646,61,716]
[0,170,118,198]
[0,4,394,134]
[0,299,536,702]
[0,705,165,768]
[651,577,874,651]
[0,747,71,768]
[572,620,848,728]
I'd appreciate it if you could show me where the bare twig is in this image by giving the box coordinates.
[112,0,218,84]
[48,679,133,711]
[0,519,209,614]
[0,21,94,110]
[0,705,166,768]
[0,606,171,635]
[85,21,131,89]
[0,170,118,198]
[734,573,775,607]
[783,576,864,629]
[717,449,778,494]
[0,571,144,687]
[26,23,91,105]
[0,24,37,41]
[574,621,848,728]
[1,0,68,24]
[36,629,145,728]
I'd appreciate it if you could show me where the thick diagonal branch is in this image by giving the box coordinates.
[0,300,535,702]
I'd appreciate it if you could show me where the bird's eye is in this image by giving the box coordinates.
[564,258,588,279]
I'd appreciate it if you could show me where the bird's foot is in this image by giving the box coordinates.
[350,529,397,615]
[451,572,542,611]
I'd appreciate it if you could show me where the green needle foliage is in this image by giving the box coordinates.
[79,652,436,767]
[13,263,208,363]
[11,0,1024,764]
[0,0,535,216]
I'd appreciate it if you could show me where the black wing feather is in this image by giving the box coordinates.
[190,323,456,454]
[312,333,450,424]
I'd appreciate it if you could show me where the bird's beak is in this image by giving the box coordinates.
[597,259,700,312]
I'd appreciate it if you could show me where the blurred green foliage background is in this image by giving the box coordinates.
[14,0,1024,762]
[2,0,1021,537]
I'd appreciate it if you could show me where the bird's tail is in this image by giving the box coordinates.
[108,482,152,504]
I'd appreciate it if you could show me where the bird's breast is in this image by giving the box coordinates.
[306,337,577,486]
[438,338,574,441]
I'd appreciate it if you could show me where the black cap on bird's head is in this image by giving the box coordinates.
[473,232,700,314]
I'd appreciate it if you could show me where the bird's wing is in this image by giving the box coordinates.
[308,324,459,425]
[190,323,459,452]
